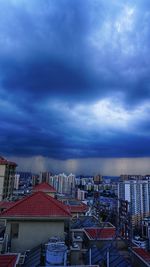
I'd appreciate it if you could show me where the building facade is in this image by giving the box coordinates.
[49,173,76,196]
[0,157,17,201]
[118,178,150,226]
[0,191,71,253]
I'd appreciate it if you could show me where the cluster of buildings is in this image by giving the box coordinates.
[118,175,150,224]
[1,157,150,266]
[118,175,150,254]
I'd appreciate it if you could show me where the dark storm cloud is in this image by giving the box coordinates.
[0,0,149,103]
[1,0,150,160]
[0,0,98,101]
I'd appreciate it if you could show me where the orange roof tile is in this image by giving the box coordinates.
[0,191,71,218]
[132,247,150,265]
[33,182,56,193]
[84,227,116,240]
[0,202,15,209]
[68,203,88,213]
[0,254,18,267]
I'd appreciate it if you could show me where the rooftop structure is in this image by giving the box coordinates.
[0,157,17,167]
[45,237,67,266]
[0,254,19,267]
[71,216,100,229]
[0,191,71,218]
[84,227,116,240]
[67,201,88,216]
[33,182,56,192]
[33,182,56,197]
[131,247,150,266]
[86,245,132,267]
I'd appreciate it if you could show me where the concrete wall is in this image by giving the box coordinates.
[6,220,65,252]
[70,248,81,265]
[0,165,5,177]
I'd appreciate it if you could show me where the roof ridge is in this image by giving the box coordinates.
[0,192,39,215]
[0,191,71,217]
[41,192,71,215]
[8,255,17,265]
[35,182,51,186]
[34,182,56,189]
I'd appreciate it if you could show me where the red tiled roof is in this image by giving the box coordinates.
[84,227,116,240]
[0,191,71,218]
[0,254,18,267]
[0,202,15,210]
[132,247,150,265]
[68,203,88,213]
[33,182,56,193]
[0,157,17,167]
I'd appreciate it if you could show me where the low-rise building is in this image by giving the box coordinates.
[67,201,89,218]
[32,182,56,197]
[0,191,71,253]
[0,253,20,267]
[84,226,116,248]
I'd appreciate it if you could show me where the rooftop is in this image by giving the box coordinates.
[0,201,15,210]
[0,254,18,267]
[68,202,88,213]
[132,247,150,266]
[0,157,17,167]
[0,191,71,218]
[33,182,56,193]
[86,245,132,267]
[84,227,116,240]
[71,216,100,229]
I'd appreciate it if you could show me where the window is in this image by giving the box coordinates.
[11,223,19,238]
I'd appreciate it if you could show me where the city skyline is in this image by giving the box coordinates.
[1,0,150,174]
[10,156,150,176]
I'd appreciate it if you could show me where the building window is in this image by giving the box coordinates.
[11,223,19,238]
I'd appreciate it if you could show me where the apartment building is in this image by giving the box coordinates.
[118,178,150,226]
[49,173,76,196]
[0,157,17,201]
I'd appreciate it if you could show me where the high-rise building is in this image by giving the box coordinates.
[14,174,20,190]
[49,173,75,196]
[94,174,103,184]
[120,174,144,181]
[118,178,150,226]
[0,157,17,201]
[77,188,86,201]
[39,172,52,183]
[118,199,130,239]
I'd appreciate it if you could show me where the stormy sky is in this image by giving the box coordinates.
[1,0,150,174]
